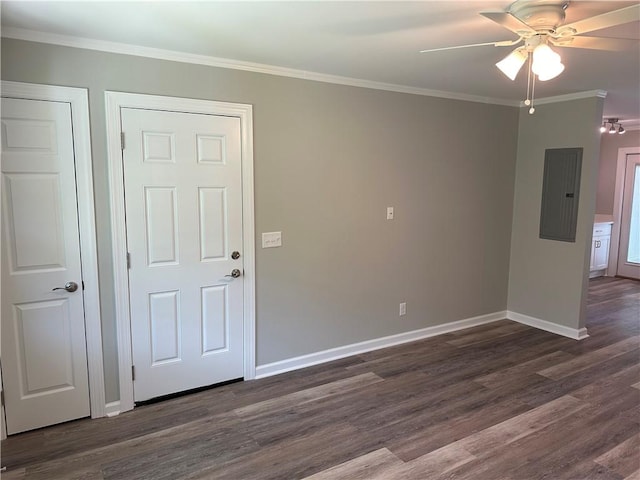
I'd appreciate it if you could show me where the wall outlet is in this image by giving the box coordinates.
[386,207,394,220]
[399,302,406,316]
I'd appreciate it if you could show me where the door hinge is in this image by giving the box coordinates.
[0,390,4,407]
[120,132,125,150]
[127,252,131,269]
[131,365,135,381]
[82,280,85,291]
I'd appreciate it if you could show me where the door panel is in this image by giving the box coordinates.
[121,108,244,402]
[1,97,90,434]
[617,154,640,279]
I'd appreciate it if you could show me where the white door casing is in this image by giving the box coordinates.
[122,108,244,401]
[105,92,255,412]
[609,147,640,276]
[1,82,104,433]
[617,153,640,279]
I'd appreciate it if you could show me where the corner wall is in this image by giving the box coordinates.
[508,96,605,333]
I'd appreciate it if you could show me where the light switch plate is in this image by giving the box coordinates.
[387,207,394,220]
[262,231,282,248]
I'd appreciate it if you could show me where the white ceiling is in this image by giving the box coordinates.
[2,1,639,125]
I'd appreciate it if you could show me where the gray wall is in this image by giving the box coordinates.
[2,39,519,403]
[508,97,604,330]
[596,129,640,215]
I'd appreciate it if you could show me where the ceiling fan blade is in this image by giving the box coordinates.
[420,39,520,54]
[480,11,537,36]
[551,35,639,51]
[557,4,640,36]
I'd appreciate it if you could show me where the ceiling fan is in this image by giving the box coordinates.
[420,0,640,113]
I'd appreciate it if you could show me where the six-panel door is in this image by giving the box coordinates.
[121,108,244,401]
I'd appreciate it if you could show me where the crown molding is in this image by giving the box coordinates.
[518,89,608,107]
[516,89,640,127]
[2,27,520,107]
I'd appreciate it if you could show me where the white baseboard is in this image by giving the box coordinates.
[105,401,121,417]
[255,311,507,379]
[507,311,589,340]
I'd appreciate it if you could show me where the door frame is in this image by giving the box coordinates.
[1,81,106,421]
[608,146,640,276]
[105,92,256,413]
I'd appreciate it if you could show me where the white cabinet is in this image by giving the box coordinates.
[590,222,612,277]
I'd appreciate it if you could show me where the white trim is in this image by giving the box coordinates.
[5,27,617,112]
[507,311,589,340]
[255,311,507,379]
[104,401,121,418]
[520,89,607,108]
[105,91,256,413]
[609,147,640,276]
[2,27,520,107]
[1,81,106,418]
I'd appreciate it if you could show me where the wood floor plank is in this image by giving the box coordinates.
[228,356,365,406]
[474,350,575,388]
[466,390,640,480]
[437,403,636,480]
[2,390,228,468]
[389,443,476,479]
[444,321,530,347]
[393,394,588,479]
[233,372,383,419]
[183,423,379,480]
[514,348,640,408]
[571,364,640,404]
[456,394,587,456]
[388,395,532,462]
[301,448,404,480]
[595,432,640,477]
[538,336,640,380]
[0,468,27,480]
[242,371,433,446]
[22,414,257,480]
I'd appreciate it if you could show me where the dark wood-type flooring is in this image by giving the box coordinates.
[2,277,639,479]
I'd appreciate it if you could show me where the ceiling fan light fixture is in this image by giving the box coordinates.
[609,124,617,134]
[536,61,565,81]
[599,124,607,133]
[496,48,528,80]
[531,43,564,80]
[532,44,555,63]
[618,125,626,134]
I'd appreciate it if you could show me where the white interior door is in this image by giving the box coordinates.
[121,108,244,402]
[1,97,90,434]
[617,153,640,279]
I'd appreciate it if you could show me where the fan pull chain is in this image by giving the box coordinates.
[524,53,535,114]
[529,73,536,114]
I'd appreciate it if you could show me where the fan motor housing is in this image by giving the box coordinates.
[509,0,569,32]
